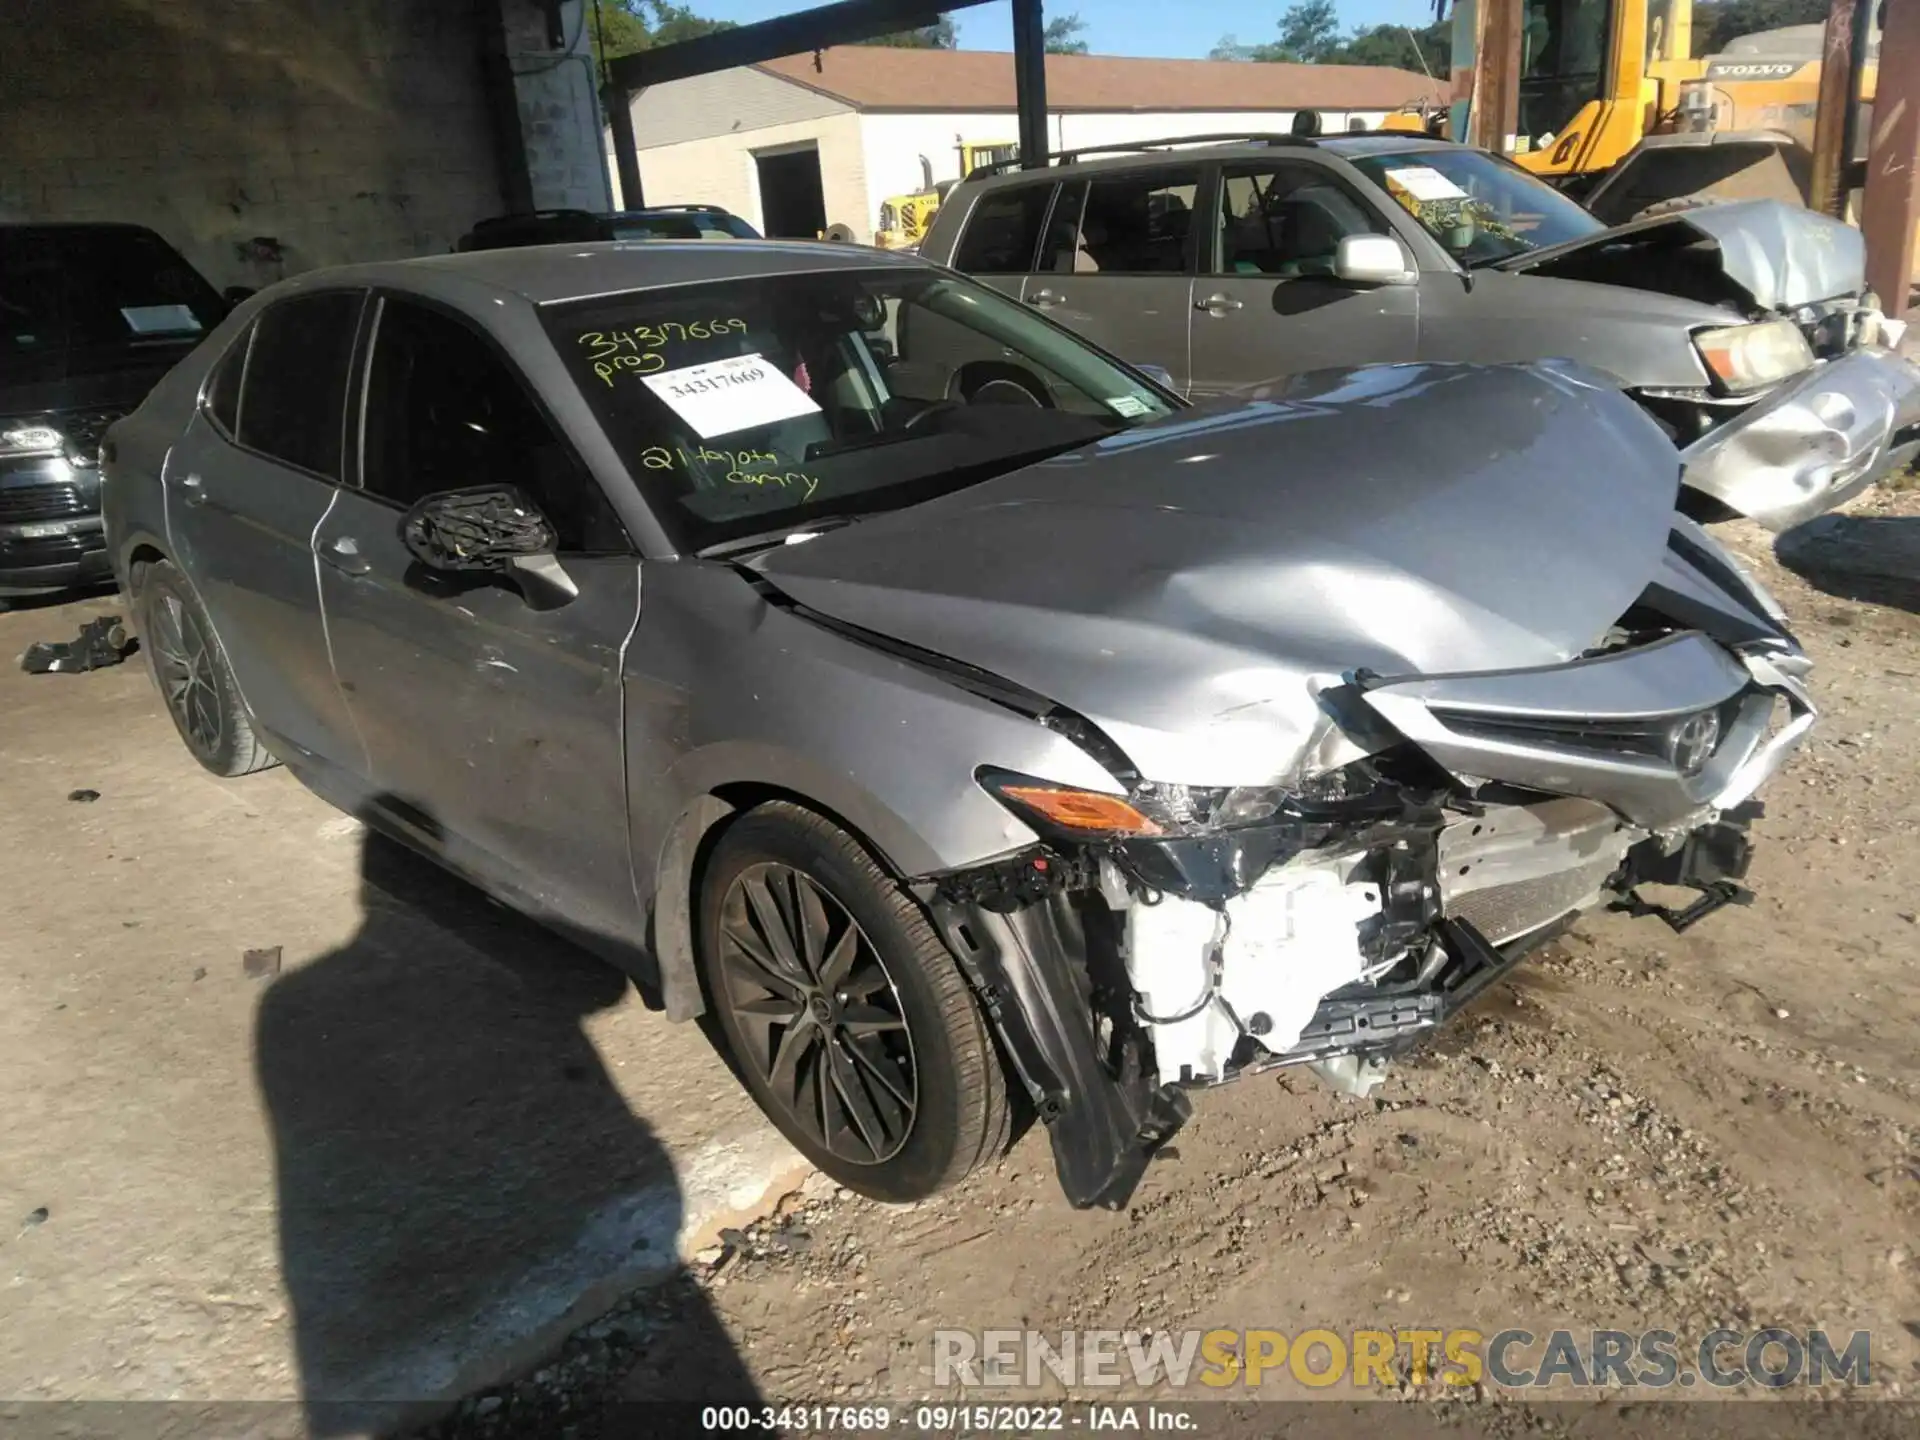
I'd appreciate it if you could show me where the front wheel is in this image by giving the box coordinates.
[133,559,278,777]
[697,803,1010,1202]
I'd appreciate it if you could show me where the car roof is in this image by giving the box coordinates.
[961,133,1476,187]
[286,239,928,307]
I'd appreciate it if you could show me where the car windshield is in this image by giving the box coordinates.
[1,226,223,369]
[545,268,1177,552]
[1349,148,1605,266]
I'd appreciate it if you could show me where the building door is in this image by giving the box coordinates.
[756,147,827,238]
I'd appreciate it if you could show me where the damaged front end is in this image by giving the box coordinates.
[915,533,1815,1212]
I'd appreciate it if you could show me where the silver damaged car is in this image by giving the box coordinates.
[103,242,1815,1209]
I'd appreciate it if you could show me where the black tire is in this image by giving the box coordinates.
[133,559,278,778]
[697,802,1010,1202]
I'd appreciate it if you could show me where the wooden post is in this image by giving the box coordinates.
[1862,0,1920,320]
[1808,0,1864,219]
[1467,0,1524,155]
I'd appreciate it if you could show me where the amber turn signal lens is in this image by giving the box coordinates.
[997,784,1163,836]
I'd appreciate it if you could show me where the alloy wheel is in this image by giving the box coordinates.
[716,863,917,1165]
[149,593,224,757]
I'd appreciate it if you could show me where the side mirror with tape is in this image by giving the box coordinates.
[1333,235,1417,287]
[399,484,578,608]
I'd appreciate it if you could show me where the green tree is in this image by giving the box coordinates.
[857,17,959,48]
[1327,19,1451,72]
[589,1,733,68]
[1275,0,1344,62]
[1692,0,1834,56]
[1045,12,1091,55]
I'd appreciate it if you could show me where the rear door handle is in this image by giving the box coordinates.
[178,472,208,507]
[1195,293,1244,315]
[1027,288,1063,308]
[318,535,371,577]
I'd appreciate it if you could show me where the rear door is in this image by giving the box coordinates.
[160,290,363,766]
[1186,158,1420,398]
[1022,167,1200,391]
[312,293,643,942]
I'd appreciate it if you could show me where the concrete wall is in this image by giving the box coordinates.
[0,0,604,290]
[628,113,870,240]
[503,0,614,214]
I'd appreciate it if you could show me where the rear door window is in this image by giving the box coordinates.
[236,291,363,479]
[1078,169,1203,275]
[952,186,1052,274]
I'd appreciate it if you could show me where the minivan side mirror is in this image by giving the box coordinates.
[399,484,577,607]
[222,285,256,305]
[1333,235,1416,287]
[1135,363,1176,390]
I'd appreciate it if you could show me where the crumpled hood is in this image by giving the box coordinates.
[753,362,1684,788]
[1496,199,1864,312]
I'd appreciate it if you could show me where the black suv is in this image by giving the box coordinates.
[2,223,230,597]
[454,205,762,251]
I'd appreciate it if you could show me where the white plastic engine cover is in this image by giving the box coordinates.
[1125,857,1380,1083]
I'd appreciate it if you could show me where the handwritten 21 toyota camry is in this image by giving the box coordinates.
[103,241,1814,1208]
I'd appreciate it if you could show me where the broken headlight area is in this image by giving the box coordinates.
[932,751,1778,1211]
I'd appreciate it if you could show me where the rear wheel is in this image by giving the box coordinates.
[697,803,1010,1202]
[133,560,278,777]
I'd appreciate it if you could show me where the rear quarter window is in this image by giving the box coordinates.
[951,186,1053,273]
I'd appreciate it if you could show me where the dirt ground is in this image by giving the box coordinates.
[427,487,1920,1436]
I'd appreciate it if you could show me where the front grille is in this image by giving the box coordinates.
[1437,692,1747,773]
[0,483,86,523]
[1446,852,1622,945]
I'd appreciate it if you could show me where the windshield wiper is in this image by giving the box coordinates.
[698,514,865,559]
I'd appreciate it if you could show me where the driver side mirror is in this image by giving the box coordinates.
[1332,234,1416,287]
[1135,363,1176,390]
[399,484,578,608]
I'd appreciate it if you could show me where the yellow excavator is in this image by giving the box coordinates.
[875,141,1020,251]
[1381,1,1883,221]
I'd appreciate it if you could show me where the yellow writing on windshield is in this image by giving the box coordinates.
[577,318,751,386]
[637,444,821,499]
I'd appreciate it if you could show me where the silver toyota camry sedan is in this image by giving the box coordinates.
[103,240,1815,1209]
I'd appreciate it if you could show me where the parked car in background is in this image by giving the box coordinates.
[106,240,1813,1210]
[921,133,1920,531]
[455,205,761,252]
[2,222,231,599]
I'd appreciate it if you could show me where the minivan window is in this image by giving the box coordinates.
[360,299,627,553]
[236,291,363,479]
[1077,170,1202,275]
[952,187,1052,273]
[1215,164,1388,277]
[1037,180,1090,272]
[1349,148,1603,266]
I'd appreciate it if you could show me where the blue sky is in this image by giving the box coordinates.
[683,2,1447,60]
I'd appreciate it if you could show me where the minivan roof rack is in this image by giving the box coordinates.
[966,132,1319,180]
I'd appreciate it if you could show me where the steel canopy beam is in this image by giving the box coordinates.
[1012,0,1049,168]
[605,0,995,91]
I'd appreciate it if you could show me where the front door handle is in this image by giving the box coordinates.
[318,535,371,577]
[1027,287,1063,309]
[1195,293,1245,316]
[178,472,208,507]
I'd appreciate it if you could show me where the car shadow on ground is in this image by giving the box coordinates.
[253,821,759,1435]
[1775,512,1920,615]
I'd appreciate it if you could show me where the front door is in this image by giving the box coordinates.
[1024,170,1200,392]
[1186,160,1421,398]
[160,291,363,766]
[313,294,643,942]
